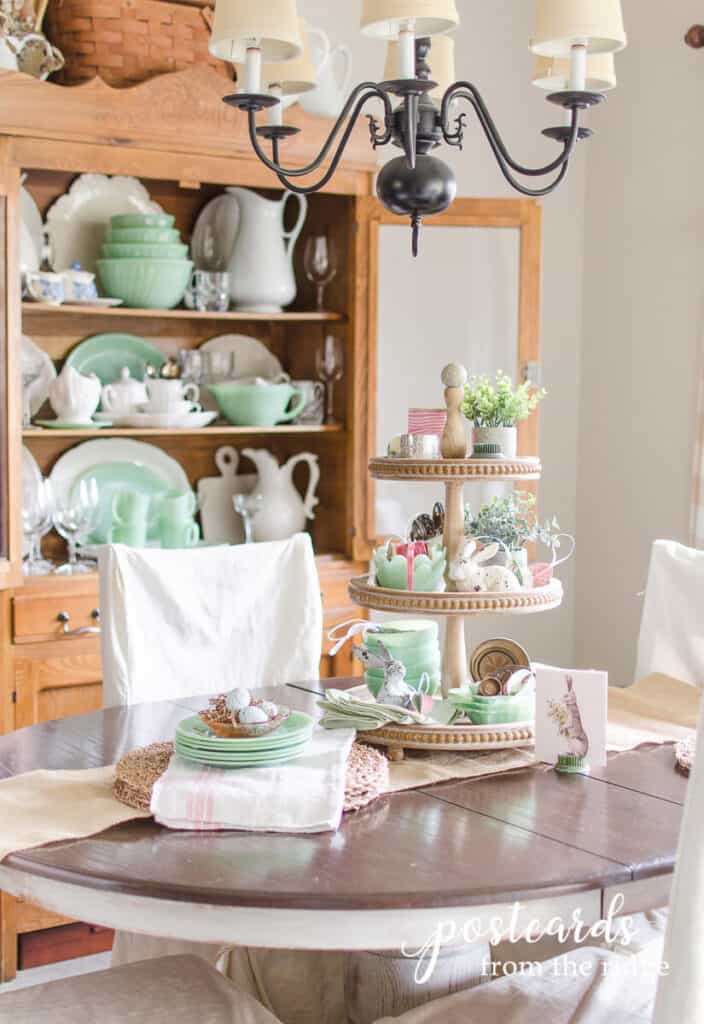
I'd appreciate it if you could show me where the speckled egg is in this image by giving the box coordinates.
[225,688,252,714]
[259,700,279,720]
[238,705,269,725]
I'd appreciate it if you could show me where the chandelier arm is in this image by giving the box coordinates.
[442,82,580,176]
[266,93,387,194]
[246,85,393,179]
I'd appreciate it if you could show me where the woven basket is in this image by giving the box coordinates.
[45,0,231,87]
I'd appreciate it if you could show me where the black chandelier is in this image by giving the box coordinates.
[212,2,626,256]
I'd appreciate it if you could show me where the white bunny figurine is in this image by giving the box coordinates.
[449,540,522,593]
[352,641,417,709]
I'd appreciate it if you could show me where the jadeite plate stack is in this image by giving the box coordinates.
[364,619,441,697]
[174,711,315,768]
[97,213,193,309]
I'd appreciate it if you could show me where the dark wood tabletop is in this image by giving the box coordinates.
[0,680,687,913]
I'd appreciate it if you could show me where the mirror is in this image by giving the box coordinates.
[375,223,521,536]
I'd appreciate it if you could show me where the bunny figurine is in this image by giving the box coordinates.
[352,641,418,709]
[449,540,522,593]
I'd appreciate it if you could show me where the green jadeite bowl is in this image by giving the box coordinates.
[107,227,181,244]
[111,213,176,229]
[97,258,193,310]
[101,242,189,260]
[365,619,439,649]
[208,382,306,427]
[364,652,442,679]
[448,686,535,725]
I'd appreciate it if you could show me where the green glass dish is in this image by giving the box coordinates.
[365,619,439,649]
[106,227,180,244]
[208,382,306,427]
[97,258,193,310]
[101,242,189,260]
[174,742,310,768]
[175,728,308,754]
[71,462,170,544]
[66,332,165,386]
[449,687,535,725]
[175,711,314,749]
[111,213,176,229]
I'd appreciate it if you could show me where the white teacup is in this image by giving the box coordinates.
[138,399,202,416]
[141,379,200,412]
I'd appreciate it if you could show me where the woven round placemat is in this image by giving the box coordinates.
[113,740,390,814]
[675,735,696,774]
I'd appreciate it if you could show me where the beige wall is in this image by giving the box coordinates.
[575,0,703,683]
[301,0,587,667]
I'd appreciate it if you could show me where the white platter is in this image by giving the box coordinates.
[113,411,218,429]
[197,446,257,545]
[22,333,56,418]
[21,446,42,558]
[200,334,283,380]
[49,438,191,544]
[45,174,164,273]
[190,193,239,271]
[20,184,43,271]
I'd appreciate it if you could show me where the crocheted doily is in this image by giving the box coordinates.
[113,740,389,814]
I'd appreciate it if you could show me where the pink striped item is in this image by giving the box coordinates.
[408,408,447,436]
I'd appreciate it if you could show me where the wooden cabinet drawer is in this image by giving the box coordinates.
[13,585,100,644]
[14,652,103,728]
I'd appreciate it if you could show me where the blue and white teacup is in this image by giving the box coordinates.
[61,266,98,302]
[25,271,65,306]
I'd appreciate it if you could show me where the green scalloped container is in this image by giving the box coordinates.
[101,242,189,260]
[111,213,175,229]
[106,227,180,244]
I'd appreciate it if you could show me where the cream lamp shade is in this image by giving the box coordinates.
[384,33,455,97]
[530,0,626,56]
[533,53,616,91]
[209,0,303,63]
[259,18,316,94]
[361,0,459,39]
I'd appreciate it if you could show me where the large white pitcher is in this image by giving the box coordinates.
[226,188,307,313]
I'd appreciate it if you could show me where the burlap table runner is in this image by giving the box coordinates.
[0,674,697,864]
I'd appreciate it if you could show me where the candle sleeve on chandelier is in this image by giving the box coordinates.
[532,52,616,92]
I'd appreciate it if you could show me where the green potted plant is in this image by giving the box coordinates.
[462,371,545,457]
[464,491,561,583]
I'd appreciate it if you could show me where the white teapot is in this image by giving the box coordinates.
[101,367,148,416]
[49,364,101,424]
[242,448,319,542]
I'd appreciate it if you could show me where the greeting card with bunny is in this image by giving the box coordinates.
[533,665,608,770]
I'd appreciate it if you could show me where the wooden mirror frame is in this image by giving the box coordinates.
[357,197,543,553]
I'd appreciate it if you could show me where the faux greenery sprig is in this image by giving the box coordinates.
[462,371,545,428]
[464,491,561,551]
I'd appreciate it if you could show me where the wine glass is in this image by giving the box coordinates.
[315,335,344,425]
[21,367,40,428]
[233,492,263,545]
[22,477,54,576]
[53,478,100,575]
[304,234,338,311]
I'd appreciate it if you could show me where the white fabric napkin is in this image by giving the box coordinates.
[150,727,355,834]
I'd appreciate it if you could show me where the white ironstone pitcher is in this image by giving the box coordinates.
[242,448,319,542]
[226,188,307,313]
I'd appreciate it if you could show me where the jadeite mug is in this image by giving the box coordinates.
[109,490,150,547]
[158,490,199,549]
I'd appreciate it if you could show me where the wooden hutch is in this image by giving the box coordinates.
[0,66,385,977]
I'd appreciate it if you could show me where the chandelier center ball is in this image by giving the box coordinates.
[376,154,457,218]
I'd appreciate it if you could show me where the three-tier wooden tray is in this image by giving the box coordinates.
[349,366,563,757]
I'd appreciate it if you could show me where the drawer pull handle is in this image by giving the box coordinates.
[57,609,101,636]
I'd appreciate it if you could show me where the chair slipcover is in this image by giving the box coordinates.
[99,534,322,706]
[636,539,704,686]
[0,954,282,1024]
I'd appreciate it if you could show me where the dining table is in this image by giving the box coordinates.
[0,678,684,960]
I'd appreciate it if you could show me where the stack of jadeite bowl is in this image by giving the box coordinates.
[449,683,535,725]
[364,619,441,697]
[97,213,193,310]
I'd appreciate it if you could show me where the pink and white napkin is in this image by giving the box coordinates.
[150,727,355,834]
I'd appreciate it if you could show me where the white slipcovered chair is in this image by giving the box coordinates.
[99,535,322,706]
[636,539,704,686]
[0,954,282,1024]
[98,536,325,1009]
